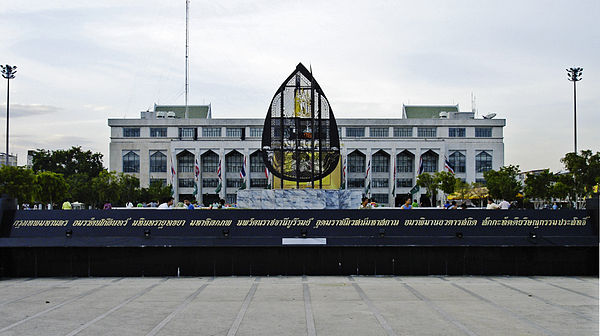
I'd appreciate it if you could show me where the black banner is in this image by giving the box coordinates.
[1,209,597,247]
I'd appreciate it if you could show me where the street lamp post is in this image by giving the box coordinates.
[566,67,583,154]
[1,64,17,167]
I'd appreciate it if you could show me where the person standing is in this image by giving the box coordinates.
[183,199,195,210]
[158,197,174,209]
[486,199,499,210]
[499,199,510,209]
[400,199,412,209]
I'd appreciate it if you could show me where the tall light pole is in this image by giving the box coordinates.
[1,64,17,167]
[566,67,583,154]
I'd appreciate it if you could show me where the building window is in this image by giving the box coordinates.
[202,127,221,137]
[250,178,268,188]
[202,151,219,172]
[346,127,365,137]
[448,128,465,137]
[123,128,140,137]
[448,151,466,173]
[122,151,139,173]
[475,178,487,185]
[348,151,365,173]
[370,127,388,137]
[226,128,243,137]
[178,178,195,188]
[372,178,389,188]
[371,194,388,204]
[202,178,219,188]
[250,127,263,137]
[417,127,437,137]
[226,194,237,205]
[226,152,243,173]
[348,178,365,188]
[397,178,413,188]
[476,151,492,173]
[396,151,414,173]
[250,152,265,172]
[421,151,438,173]
[149,151,167,173]
[372,152,389,173]
[394,127,412,137]
[226,178,243,188]
[150,128,167,137]
[149,178,166,187]
[475,127,492,138]
[178,128,196,139]
[177,151,194,173]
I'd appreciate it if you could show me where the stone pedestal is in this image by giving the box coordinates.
[236,189,362,209]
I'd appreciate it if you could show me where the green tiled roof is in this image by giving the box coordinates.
[404,105,458,119]
[155,104,210,119]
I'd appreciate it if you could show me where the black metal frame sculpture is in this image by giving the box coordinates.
[261,63,340,189]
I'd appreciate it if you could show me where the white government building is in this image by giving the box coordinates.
[108,104,505,206]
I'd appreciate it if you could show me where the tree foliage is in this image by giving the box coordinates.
[0,166,37,202]
[35,171,68,205]
[560,150,600,198]
[483,165,522,201]
[523,169,555,203]
[417,173,439,204]
[434,171,458,195]
[31,146,104,179]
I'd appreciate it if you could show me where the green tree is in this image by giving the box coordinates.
[483,165,522,201]
[35,171,68,205]
[31,146,104,179]
[434,171,458,195]
[117,173,140,205]
[417,173,439,205]
[0,166,37,203]
[453,179,471,201]
[560,150,600,198]
[91,170,120,207]
[66,173,94,205]
[523,169,556,204]
[139,181,173,204]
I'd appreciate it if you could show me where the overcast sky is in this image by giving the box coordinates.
[1,0,598,172]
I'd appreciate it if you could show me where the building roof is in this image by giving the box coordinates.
[403,105,459,119]
[154,104,211,119]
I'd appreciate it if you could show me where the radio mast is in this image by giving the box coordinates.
[185,0,190,118]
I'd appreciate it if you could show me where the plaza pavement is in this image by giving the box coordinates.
[0,276,597,335]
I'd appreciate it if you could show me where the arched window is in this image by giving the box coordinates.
[476,151,492,173]
[347,151,365,173]
[421,150,438,173]
[149,151,167,173]
[250,151,265,173]
[448,151,466,173]
[226,151,244,173]
[201,151,219,173]
[372,151,389,173]
[123,151,139,173]
[177,151,195,173]
[396,151,414,173]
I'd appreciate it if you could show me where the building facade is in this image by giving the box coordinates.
[108,104,505,206]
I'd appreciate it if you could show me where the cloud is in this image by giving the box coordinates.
[0,104,62,118]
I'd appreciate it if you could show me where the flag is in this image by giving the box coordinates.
[392,157,396,195]
[264,167,271,189]
[418,155,424,175]
[239,156,247,190]
[170,155,176,197]
[193,158,200,196]
[364,159,371,196]
[341,157,347,190]
[215,159,222,193]
[444,155,455,174]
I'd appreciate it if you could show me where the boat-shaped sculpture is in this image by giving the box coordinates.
[261,63,340,188]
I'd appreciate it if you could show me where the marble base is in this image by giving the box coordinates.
[237,189,362,209]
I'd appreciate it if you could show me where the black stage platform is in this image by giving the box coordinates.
[1,197,598,277]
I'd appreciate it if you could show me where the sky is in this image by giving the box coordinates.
[1,0,598,172]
